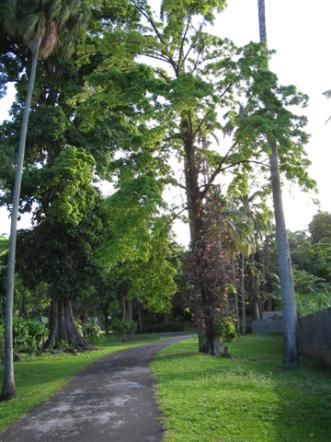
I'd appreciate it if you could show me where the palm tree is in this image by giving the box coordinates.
[226,187,270,335]
[257,0,299,368]
[1,0,90,401]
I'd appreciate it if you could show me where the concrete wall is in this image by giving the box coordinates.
[298,307,331,366]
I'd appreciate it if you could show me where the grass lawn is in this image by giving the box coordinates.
[0,333,161,431]
[152,335,331,442]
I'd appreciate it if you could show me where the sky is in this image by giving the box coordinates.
[0,0,331,241]
[216,0,331,232]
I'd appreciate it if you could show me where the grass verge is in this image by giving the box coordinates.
[152,335,331,442]
[0,333,161,431]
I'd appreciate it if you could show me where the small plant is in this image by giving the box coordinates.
[217,316,237,342]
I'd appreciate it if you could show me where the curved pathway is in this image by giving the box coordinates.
[0,336,187,442]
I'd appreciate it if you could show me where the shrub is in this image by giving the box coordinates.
[82,320,102,340]
[217,317,237,342]
[0,318,48,356]
[296,290,331,317]
[111,319,137,341]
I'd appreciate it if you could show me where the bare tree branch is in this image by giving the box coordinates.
[177,11,193,72]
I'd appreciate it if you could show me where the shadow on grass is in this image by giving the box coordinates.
[153,335,331,442]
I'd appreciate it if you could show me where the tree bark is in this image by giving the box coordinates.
[47,297,90,350]
[1,42,41,401]
[205,316,221,357]
[137,306,144,333]
[258,0,298,368]
[181,117,209,352]
[127,299,133,341]
[121,295,128,341]
[198,320,208,353]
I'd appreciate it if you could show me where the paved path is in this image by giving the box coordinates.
[0,336,187,442]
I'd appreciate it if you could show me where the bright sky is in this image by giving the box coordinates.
[217,0,331,233]
[1,0,331,240]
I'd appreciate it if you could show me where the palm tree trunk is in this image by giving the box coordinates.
[1,42,40,401]
[257,0,298,367]
[231,259,240,333]
[269,146,298,367]
[240,254,247,335]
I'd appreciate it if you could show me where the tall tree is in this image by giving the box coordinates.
[257,0,299,367]
[1,0,90,400]
[124,0,311,355]
[69,0,312,356]
[16,146,100,349]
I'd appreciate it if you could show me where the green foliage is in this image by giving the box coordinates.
[0,318,48,356]
[309,211,331,244]
[97,172,164,268]
[296,291,331,318]
[98,217,178,320]
[111,319,138,338]
[216,316,237,342]
[82,320,102,339]
[37,145,97,225]
[288,215,331,318]
[3,0,91,58]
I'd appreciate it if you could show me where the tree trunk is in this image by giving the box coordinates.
[47,298,90,350]
[269,146,298,367]
[207,335,221,357]
[181,117,209,352]
[205,317,221,357]
[102,308,110,330]
[198,324,208,353]
[258,0,298,368]
[127,299,133,341]
[1,42,41,401]
[127,299,133,321]
[254,300,262,320]
[121,295,127,341]
[231,260,240,334]
[137,306,144,333]
[240,254,247,335]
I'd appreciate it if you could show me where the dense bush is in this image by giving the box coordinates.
[217,317,237,342]
[111,319,137,341]
[0,318,48,357]
[296,291,331,317]
[82,319,102,340]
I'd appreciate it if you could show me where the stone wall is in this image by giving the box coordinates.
[298,307,331,366]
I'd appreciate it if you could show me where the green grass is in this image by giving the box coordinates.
[0,333,161,431]
[152,335,331,442]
